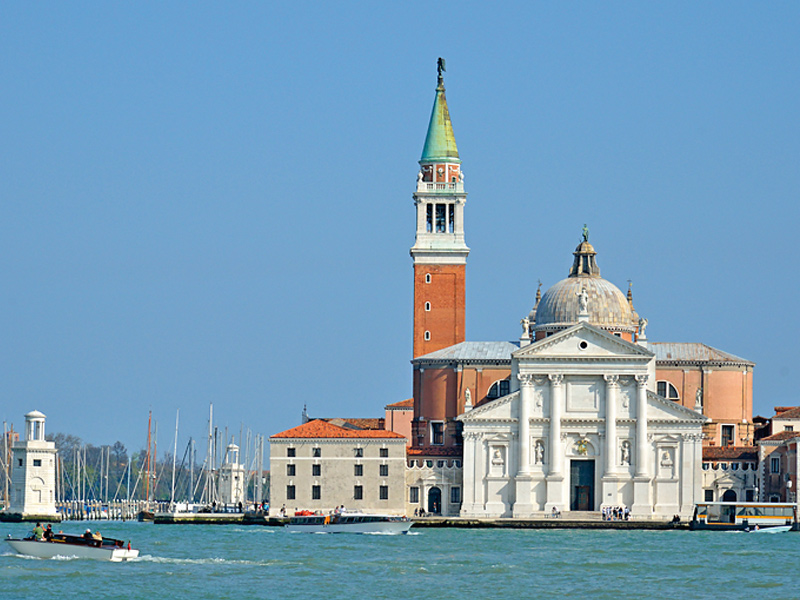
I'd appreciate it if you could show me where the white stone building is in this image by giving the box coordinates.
[4,411,59,520]
[218,442,246,507]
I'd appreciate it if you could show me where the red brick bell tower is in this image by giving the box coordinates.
[410,59,468,359]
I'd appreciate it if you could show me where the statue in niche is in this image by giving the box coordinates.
[620,441,631,466]
[534,441,545,464]
[492,448,504,466]
[577,287,589,313]
[695,388,703,407]
[660,450,673,467]
[464,388,472,406]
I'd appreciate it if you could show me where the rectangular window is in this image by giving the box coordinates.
[379,485,389,500]
[287,448,295,457]
[431,422,444,445]
[286,485,296,500]
[451,487,461,504]
[354,448,363,457]
[33,459,41,467]
[17,459,22,467]
[721,425,734,447]
[379,464,389,477]
[409,486,420,504]
[771,456,780,474]
[786,426,794,432]
[354,485,363,500]
[448,203,454,233]
[354,464,363,477]
[426,204,433,232]
[745,489,755,502]
[312,485,321,500]
[312,447,321,457]
[380,448,389,458]
[287,464,296,476]
[312,464,321,477]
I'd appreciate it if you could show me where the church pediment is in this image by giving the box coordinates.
[647,391,709,423]
[513,323,654,362]
[458,391,519,422]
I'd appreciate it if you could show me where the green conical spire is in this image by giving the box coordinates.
[420,60,460,163]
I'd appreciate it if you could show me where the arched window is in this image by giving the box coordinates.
[722,489,737,502]
[487,378,511,399]
[656,381,680,401]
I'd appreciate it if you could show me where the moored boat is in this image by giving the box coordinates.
[5,532,139,562]
[286,511,412,534]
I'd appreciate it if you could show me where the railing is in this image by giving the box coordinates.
[416,182,464,193]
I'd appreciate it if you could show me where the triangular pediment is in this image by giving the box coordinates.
[647,391,709,423]
[458,391,519,422]
[514,323,654,361]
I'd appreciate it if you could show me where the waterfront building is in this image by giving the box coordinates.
[268,420,406,516]
[3,411,59,521]
[701,446,759,503]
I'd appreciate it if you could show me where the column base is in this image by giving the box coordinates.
[513,474,535,517]
[544,474,565,513]
[600,474,622,507]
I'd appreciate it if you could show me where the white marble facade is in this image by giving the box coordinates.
[459,324,706,519]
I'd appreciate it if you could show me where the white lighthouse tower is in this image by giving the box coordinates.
[5,411,59,521]
[218,442,245,509]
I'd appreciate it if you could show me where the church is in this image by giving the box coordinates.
[404,62,755,519]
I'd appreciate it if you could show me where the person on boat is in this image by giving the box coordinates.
[32,523,44,541]
[92,531,103,545]
[83,529,94,543]
[44,525,54,541]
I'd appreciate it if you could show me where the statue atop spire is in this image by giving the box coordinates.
[582,224,589,243]
[437,57,446,87]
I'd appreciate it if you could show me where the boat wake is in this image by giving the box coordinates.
[135,555,293,567]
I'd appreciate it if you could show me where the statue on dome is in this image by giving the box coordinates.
[639,317,648,337]
[520,316,531,336]
[577,287,589,313]
[582,224,589,242]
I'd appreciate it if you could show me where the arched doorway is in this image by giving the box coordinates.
[722,489,737,502]
[428,487,442,515]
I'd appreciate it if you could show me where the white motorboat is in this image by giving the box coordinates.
[5,532,139,562]
[286,511,412,534]
[748,525,792,534]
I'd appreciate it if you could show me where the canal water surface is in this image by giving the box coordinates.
[0,521,794,600]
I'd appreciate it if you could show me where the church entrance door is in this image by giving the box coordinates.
[570,460,595,511]
[428,487,442,515]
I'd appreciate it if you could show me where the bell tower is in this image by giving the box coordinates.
[410,59,469,358]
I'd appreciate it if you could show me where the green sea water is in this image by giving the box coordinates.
[1,521,796,600]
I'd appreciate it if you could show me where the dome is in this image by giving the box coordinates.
[533,237,638,333]
[534,276,636,331]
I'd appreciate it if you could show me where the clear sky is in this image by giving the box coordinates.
[2,2,798,457]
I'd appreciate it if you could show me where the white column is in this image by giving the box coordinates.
[635,374,649,478]
[518,374,534,475]
[415,198,426,235]
[548,374,564,476]
[604,375,619,476]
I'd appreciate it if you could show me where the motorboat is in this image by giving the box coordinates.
[5,532,139,562]
[286,511,412,534]
[748,525,792,534]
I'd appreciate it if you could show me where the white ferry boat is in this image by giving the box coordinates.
[5,532,139,562]
[286,511,412,534]
[691,502,797,531]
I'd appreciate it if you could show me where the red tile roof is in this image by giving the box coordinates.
[703,446,758,460]
[774,407,800,419]
[271,419,405,440]
[385,398,414,409]
[760,431,800,442]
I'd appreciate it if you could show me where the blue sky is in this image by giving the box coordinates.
[2,2,798,456]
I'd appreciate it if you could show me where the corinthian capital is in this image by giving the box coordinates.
[635,374,649,387]
[517,373,535,386]
[548,374,564,386]
[603,374,620,387]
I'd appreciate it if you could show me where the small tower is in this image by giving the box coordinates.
[4,411,59,521]
[410,58,469,358]
[218,442,245,508]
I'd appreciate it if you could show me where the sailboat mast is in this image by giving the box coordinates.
[145,411,152,507]
[170,410,179,510]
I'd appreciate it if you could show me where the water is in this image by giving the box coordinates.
[1,521,797,600]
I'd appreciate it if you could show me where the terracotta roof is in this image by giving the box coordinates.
[703,446,758,460]
[759,431,800,442]
[774,407,800,419]
[271,419,404,440]
[406,446,463,457]
[315,417,385,430]
[385,398,414,410]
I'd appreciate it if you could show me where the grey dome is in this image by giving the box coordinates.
[534,276,636,331]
